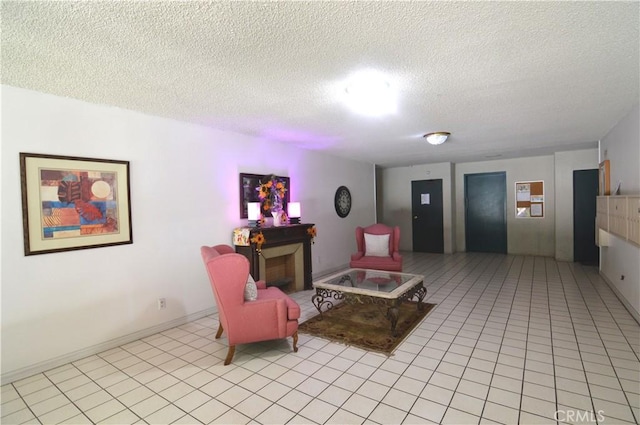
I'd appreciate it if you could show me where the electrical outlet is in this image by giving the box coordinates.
[158,298,166,309]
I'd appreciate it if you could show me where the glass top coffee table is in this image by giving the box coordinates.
[312,268,426,336]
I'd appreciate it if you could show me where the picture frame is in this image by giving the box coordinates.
[20,153,132,255]
[239,173,290,218]
[599,160,610,196]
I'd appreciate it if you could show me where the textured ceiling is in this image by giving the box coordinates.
[2,1,638,167]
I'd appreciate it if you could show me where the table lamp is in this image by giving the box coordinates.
[248,202,261,227]
[288,202,301,224]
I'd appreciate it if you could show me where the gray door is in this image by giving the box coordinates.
[573,169,599,265]
[411,179,444,253]
[465,172,507,253]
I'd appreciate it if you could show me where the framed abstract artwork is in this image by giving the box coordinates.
[20,153,132,255]
[239,173,290,218]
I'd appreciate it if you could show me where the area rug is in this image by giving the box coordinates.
[298,301,436,355]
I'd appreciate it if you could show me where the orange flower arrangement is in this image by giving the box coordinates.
[307,226,317,243]
[257,174,286,213]
[250,231,266,254]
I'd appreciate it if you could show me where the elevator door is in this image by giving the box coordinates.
[465,172,507,253]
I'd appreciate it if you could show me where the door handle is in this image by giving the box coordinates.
[413,216,418,219]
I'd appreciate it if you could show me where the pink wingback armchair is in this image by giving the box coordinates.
[200,244,300,365]
[349,223,403,272]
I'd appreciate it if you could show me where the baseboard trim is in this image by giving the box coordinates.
[1,307,217,385]
[312,263,350,281]
[599,271,640,325]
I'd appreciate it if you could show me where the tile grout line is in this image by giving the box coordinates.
[425,254,518,423]
[386,252,493,422]
[557,261,605,424]
[564,263,639,424]
[5,381,44,425]
[4,253,639,425]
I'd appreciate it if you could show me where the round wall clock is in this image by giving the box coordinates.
[334,186,352,218]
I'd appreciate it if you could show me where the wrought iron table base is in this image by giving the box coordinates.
[311,282,427,336]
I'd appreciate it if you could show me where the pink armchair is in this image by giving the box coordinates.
[349,223,403,272]
[200,244,300,365]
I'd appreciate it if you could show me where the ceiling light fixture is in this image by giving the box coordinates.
[343,70,396,117]
[423,132,450,145]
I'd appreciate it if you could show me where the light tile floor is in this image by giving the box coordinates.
[2,253,639,424]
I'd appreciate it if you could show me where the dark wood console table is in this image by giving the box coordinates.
[235,223,315,290]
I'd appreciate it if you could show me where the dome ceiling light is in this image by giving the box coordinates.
[423,132,450,145]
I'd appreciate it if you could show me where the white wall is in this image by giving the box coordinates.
[381,153,595,259]
[601,104,640,194]
[554,149,599,261]
[1,86,375,381]
[455,156,556,256]
[599,104,640,319]
[379,163,455,253]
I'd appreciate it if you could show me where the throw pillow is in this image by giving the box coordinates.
[244,274,258,301]
[364,233,390,257]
